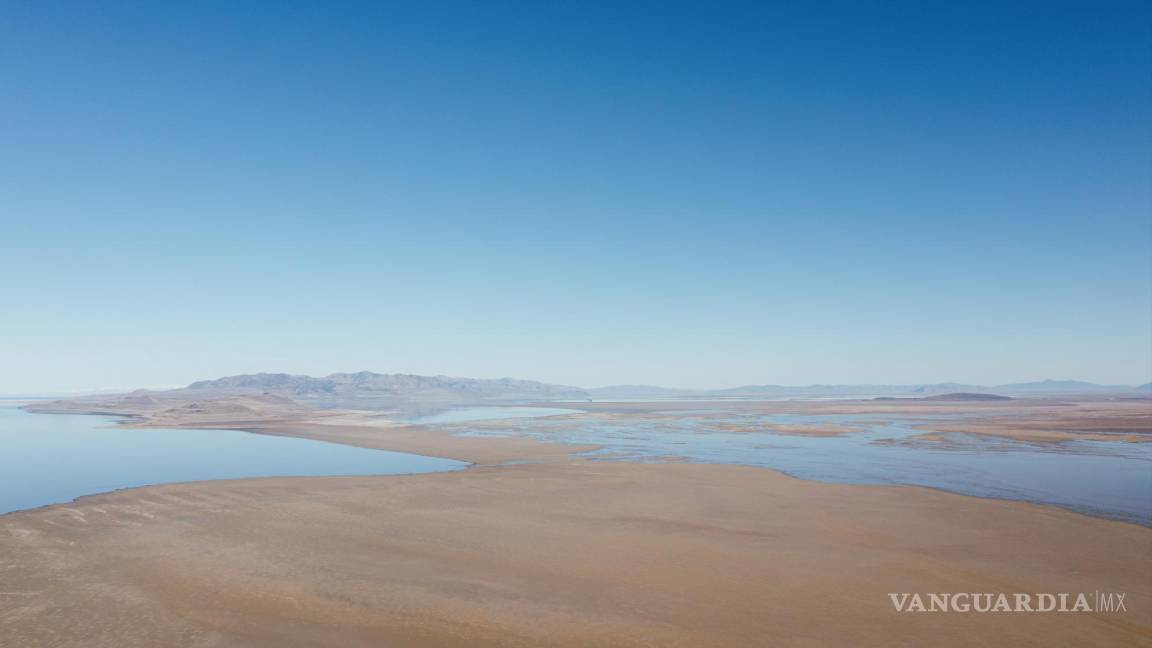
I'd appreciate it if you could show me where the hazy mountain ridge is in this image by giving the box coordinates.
[185,371,588,402]
[22,374,1147,413]
[586,379,1147,399]
[135,374,1152,402]
[993,379,1137,393]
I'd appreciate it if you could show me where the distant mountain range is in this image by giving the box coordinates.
[173,373,1150,403]
[182,371,588,404]
[585,379,1149,400]
[25,373,1150,407]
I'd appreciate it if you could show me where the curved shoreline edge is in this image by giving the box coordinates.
[2,404,1151,647]
[8,401,1150,526]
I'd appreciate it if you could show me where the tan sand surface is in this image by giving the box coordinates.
[2,401,1150,647]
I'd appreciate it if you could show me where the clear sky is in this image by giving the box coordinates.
[2,1,1150,393]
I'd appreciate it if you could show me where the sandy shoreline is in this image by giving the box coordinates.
[2,402,1150,646]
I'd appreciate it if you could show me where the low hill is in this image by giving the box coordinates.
[926,393,1013,401]
[585,385,698,399]
[873,393,1012,402]
[24,391,310,424]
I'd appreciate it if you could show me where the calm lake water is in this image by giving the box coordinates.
[6,402,1149,525]
[0,406,468,515]
[448,410,1152,525]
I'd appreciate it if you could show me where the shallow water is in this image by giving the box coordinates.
[449,411,1152,525]
[0,406,468,514]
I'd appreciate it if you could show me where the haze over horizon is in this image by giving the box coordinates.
[3,371,1148,399]
[2,2,1150,393]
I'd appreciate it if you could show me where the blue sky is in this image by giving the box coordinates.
[1,1,1149,392]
